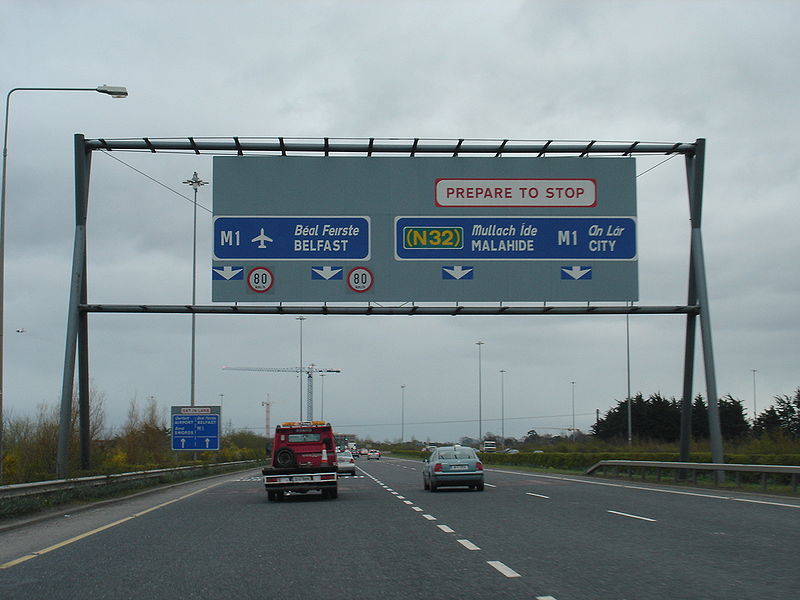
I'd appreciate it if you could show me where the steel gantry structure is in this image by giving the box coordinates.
[56,135,720,478]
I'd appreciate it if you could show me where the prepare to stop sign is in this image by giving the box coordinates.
[347,267,373,292]
[247,267,274,292]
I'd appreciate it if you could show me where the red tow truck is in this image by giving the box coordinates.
[263,421,339,501]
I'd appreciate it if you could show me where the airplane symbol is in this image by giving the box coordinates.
[251,228,274,248]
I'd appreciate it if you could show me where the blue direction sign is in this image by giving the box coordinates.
[395,217,635,260]
[171,406,221,451]
[214,216,370,260]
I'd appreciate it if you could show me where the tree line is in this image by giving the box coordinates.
[591,388,800,442]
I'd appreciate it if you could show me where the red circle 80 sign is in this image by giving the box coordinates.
[247,267,274,293]
[347,267,373,292]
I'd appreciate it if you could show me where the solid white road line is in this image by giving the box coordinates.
[487,560,521,578]
[457,539,480,550]
[526,492,550,499]
[607,510,657,522]
[437,525,455,533]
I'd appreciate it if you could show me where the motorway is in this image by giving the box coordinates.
[1,456,799,599]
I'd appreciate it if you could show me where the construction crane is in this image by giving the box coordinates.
[223,365,340,422]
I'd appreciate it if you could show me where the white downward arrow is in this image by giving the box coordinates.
[213,266,243,280]
[562,266,592,280]
[312,266,342,280]
[443,266,473,280]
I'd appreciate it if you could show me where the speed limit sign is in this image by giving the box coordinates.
[247,267,274,293]
[346,267,374,292]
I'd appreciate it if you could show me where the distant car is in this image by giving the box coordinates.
[367,449,381,460]
[359,448,369,456]
[504,448,520,454]
[422,445,484,492]
[337,450,356,475]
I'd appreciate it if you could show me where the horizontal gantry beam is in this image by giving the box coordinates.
[81,304,699,316]
[85,136,697,157]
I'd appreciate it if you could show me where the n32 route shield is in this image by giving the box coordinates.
[214,216,370,260]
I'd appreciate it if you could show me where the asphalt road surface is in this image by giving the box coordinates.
[1,456,798,599]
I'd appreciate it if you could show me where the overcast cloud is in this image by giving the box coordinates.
[1,0,798,444]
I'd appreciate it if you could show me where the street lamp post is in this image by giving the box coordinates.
[570,381,576,439]
[476,341,484,444]
[751,369,758,420]
[296,316,306,420]
[401,384,406,443]
[320,373,326,421]
[181,172,208,408]
[0,85,128,482]
[499,369,506,450]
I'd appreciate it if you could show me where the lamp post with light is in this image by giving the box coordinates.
[181,171,208,408]
[0,85,128,481]
[476,341,484,444]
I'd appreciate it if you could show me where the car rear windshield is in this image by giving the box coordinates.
[287,433,321,443]
[437,449,476,460]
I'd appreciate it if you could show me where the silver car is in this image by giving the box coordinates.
[337,450,357,476]
[422,445,484,491]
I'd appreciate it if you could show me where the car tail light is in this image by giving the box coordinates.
[434,463,442,472]
[476,462,483,471]
[321,474,335,480]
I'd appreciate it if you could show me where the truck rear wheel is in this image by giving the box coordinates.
[326,487,338,499]
[267,491,276,501]
[274,447,297,468]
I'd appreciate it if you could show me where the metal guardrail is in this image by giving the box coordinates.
[0,460,260,500]
[585,460,800,492]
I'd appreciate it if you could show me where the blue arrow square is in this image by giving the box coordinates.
[212,266,244,280]
[311,266,344,280]
[442,266,474,280]
[561,266,592,280]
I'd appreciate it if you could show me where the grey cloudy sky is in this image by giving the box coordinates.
[2,0,798,444]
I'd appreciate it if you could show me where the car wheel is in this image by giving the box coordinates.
[267,491,276,501]
[476,482,485,491]
[423,476,429,490]
[329,487,338,499]
[275,490,285,501]
[430,479,438,492]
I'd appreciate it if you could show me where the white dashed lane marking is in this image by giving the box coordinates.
[526,492,550,499]
[607,510,656,522]
[423,514,437,521]
[437,525,455,533]
[487,560,521,578]
[457,539,480,550]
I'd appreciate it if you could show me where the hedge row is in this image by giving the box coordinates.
[387,450,800,471]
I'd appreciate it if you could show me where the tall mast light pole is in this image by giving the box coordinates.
[181,171,208,407]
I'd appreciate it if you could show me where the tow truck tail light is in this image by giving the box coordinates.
[476,462,484,471]
[265,477,279,483]
[320,474,335,480]
[433,463,442,472]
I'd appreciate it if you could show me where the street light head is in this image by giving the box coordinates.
[95,85,128,98]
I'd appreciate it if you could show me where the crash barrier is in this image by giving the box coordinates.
[585,460,800,492]
[0,460,260,500]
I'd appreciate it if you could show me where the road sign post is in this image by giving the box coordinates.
[171,406,221,451]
